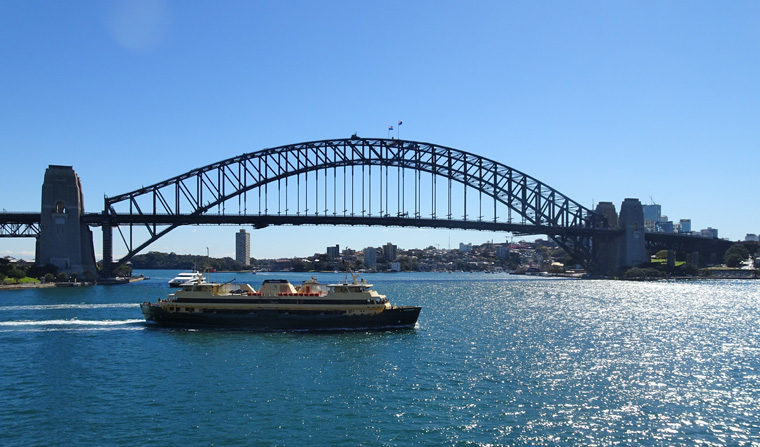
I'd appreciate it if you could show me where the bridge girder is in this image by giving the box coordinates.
[645,232,733,256]
[0,213,41,237]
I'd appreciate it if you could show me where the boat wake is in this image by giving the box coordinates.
[0,318,146,332]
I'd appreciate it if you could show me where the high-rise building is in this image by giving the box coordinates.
[657,220,674,233]
[642,204,661,232]
[642,204,661,222]
[326,245,340,259]
[496,245,510,259]
[383,242,398,261]
[679,219,692,233]
[235,229,250,265]
[700,227,718,239]
[363,247,377,268]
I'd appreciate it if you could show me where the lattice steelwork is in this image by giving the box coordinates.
[0,213,41,237]
[102,137,611,273]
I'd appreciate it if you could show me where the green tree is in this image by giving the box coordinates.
[26,263,58,279]
[743,241,760,257]
[624,267,663,278]
[7,268,26,280]
[724,244,750,268]
[113,264,133,277]
[398,255,418,272]
[290,259,311,272]
[676,262,700,277]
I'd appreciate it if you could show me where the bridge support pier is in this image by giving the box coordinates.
[102,221,113,278]
[592,202,620,277]
[618,198,647,269]
[35,165,97,279]
[589,199,647,277]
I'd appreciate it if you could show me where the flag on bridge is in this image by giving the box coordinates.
[398,120,403,126]
[388,125,394,131]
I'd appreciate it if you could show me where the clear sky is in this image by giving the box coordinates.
[1,1,758,261]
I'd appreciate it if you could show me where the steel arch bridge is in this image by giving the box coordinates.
[98,137,614,275]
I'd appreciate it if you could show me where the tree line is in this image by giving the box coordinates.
[129,251,248,271]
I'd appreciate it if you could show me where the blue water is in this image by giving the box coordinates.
[1,271,759,446]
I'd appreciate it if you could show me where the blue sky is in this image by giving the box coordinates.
[2,1,758,261]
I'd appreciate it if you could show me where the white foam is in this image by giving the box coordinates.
[0,326,146,333]
[0,319,145,327]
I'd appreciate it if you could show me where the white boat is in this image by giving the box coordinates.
[167,271,203,287]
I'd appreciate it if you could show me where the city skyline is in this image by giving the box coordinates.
[2,1,759,260]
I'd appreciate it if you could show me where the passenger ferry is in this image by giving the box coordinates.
[141,271,420,330]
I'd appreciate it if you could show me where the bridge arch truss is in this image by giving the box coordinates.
[102,138,610,272]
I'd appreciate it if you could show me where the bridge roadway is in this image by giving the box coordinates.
[2,210,726,253]
[81,212,619,238]
[0,210,618,239]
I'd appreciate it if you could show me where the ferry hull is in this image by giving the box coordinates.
[140,304,420,330]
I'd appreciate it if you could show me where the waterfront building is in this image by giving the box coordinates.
[326,245,340,259]
[496,245,510,259]
[384,242,398,261]
[235,229,250,265]
[642,204,662,222]
[642,204,662,232]
[700,227,719,239]
[363,247,377,268]
[641,204,662,231]
[390,261,401,272]
[657,220,674,233]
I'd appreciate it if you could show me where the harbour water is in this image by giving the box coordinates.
[1,271,759,446]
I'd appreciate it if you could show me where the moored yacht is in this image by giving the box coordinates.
[141,272,420,330]
[168,271,203,287]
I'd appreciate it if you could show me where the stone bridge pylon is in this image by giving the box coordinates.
[34,165,97,278]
